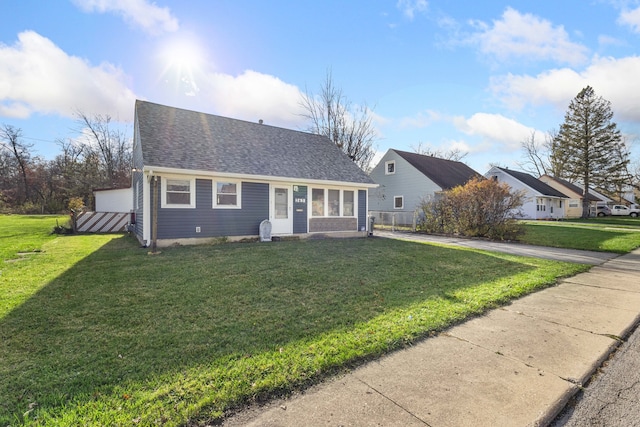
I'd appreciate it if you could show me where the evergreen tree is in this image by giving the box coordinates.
[553,86,628,218]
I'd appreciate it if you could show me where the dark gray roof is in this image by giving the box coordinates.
[135,100,374,185]
[543,176,601,202]
[393,149,482,190]
[497,168,568,198]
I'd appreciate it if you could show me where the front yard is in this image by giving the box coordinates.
[0,215,612,426]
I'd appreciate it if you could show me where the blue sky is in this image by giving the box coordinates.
[2,0,640,174]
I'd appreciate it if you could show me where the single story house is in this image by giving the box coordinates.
[538,175,601,218]
[131,100,377,247]
[485,167,568,219]
[368,149,482,220]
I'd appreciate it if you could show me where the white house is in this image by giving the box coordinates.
[485,167,568,219]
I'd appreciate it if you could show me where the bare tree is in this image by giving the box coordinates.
[75,111,132,188]
[300,71,377,171]
[0,124,33,204]
[411,142,468,162]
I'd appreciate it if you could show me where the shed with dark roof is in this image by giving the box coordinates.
[131,100,377,247]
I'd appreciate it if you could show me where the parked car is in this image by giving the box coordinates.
[596,205,611,217]
[610,204,640,217]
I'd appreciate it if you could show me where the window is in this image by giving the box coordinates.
[312,188,324,216]
[162,177,195,208]
[394,196,404,209]
[328,189,340,216]
[214,181,241,208]
[343,191,354,216]
[385,160,396,175]
[536,199,546,212]
[569,200,579,208]
[312,188,357,217]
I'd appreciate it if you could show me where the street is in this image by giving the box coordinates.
[551,321,640,426]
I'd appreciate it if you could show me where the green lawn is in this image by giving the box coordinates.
[1,216,592,426]
[519,218,640,253]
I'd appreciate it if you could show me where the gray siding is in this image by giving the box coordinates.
[156,178,268,239]
[369,151,441,212]
[132,116,145,241]
[293,185,308,234]
[358,189,367,230]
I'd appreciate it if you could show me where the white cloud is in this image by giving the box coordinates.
[397,0,428,20]
[453,112,535,151]
[197,70,307,129]
[72,0,179,35]
[468,7,589,66]
[398,109,443,128]
[619,6,640,32]
[0,31,136,120]
[490,55,640,122]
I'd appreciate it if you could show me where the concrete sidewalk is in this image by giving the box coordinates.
[223,245,640,427]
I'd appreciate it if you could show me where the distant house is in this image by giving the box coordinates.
[131,100,377,247]
[538,175,601,218]
[368,149,482,217]
[485,167,568,219]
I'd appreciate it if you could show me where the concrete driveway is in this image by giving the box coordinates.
[374,230,618,265]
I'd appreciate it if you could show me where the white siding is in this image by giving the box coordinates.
[94,188,133,212]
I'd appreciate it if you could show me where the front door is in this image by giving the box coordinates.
[271,185,293,235]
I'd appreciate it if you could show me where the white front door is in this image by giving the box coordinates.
[271,185,293,235]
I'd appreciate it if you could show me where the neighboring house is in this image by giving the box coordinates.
[94,187,133,213]
[538,175,601,218]
[368,149,482,215]
[132,100,377,247]
[485,167,568,219]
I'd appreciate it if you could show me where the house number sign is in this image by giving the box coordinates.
[294,197,306,204]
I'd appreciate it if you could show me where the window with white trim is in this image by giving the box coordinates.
[214,181,241,208]
[328,189,340,216]
[162,177,196,208]
[385,160,396,175]
[312,188,324,216]
[343,190,354,216]
[311,188,357,217]
[394,196,404,209]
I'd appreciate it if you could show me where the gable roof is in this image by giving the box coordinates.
[392,149,482,190]
[135,100,375,185]
[541,175,601,202]
[496,168,568,198]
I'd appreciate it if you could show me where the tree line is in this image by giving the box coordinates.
[0,113,132,214]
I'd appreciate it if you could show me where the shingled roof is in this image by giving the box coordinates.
[497,168,568,198]
[135,100,375,185]
[393,149,482,190]
[542,176,601,202]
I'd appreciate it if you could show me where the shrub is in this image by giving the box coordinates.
[418,177,525,240]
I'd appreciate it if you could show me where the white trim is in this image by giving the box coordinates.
[394,195,404,210]
[213,180,242,209]
[161,176,196,209]
[385,160,396,175]
[142,165,378,188]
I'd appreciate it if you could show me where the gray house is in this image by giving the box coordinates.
[368,149,482,218]
[131,100,376,247]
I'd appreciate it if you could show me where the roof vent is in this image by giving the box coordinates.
[259,119,263,124]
